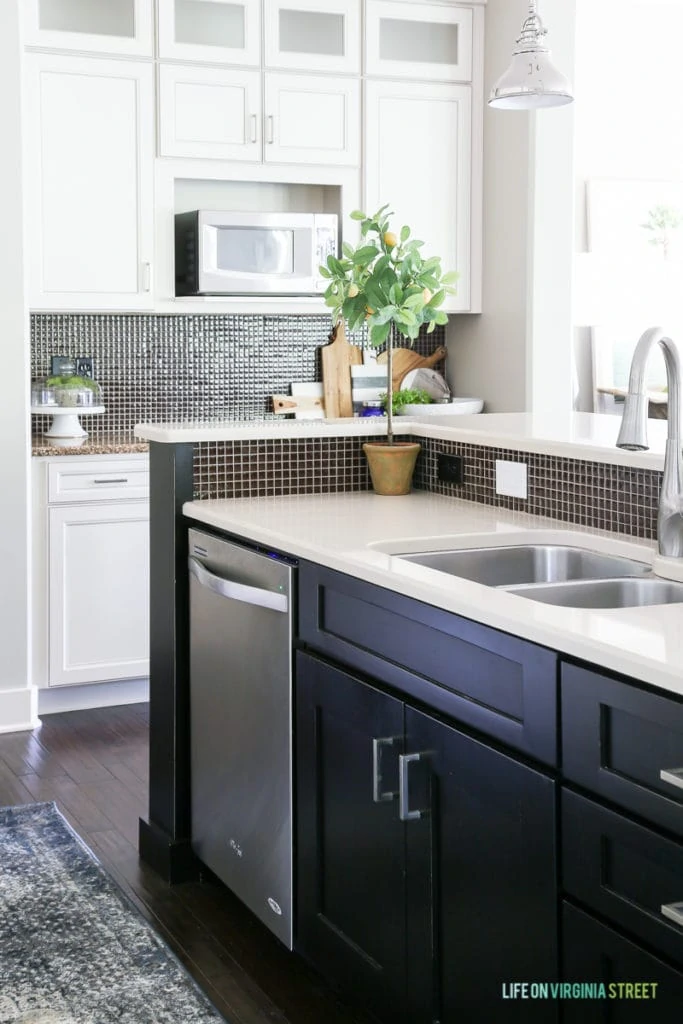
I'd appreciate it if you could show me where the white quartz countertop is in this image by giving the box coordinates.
[183,491,683,698]
[137,412,670,470]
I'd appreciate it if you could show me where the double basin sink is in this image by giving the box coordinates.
[396,544,683,609]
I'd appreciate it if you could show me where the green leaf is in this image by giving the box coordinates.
[403,292,425,310]
[342,242,355,259]
[427,288,446,309]
[369,321,392,347]
[434,311,449,325]
[350,209,366,220]
[441,271,459,286]
[318,265,332,279]
[400,225,410,242]
[426,320,437,334]
[372,305,397,325]
[351,245,379,265]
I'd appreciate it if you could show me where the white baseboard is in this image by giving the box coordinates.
[0,687,40,733]
[38,677,149,716]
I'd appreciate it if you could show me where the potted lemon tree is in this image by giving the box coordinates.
[320,205,457,495]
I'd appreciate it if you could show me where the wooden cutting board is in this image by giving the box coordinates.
[376,345,447,392]
[272,391,324,416]
[321,321,363,418]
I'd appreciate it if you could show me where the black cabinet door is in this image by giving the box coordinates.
[563,902,683,1022]
[404,707,558,1024]
[295,652,407,1023]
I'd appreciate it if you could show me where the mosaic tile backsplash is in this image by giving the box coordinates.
[30,313,445,440]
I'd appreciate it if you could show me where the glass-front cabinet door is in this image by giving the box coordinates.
[365,0,473,83]
[264,0,360,74]
[157,0,261,65]
[23,0,153,55]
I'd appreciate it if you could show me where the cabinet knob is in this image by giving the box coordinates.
[372,736,399,803]
[399,752,430,821]
[660,767,683,791]
[661,901,683,927]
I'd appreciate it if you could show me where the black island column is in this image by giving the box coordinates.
[138,440,197,882]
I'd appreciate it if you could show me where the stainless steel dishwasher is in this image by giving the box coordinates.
[188,528,295,948]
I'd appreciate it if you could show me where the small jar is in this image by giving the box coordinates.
[360,401,385,418]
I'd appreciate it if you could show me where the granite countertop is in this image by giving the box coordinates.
[183,490,683,698]
[136,412,670,471]
[32,434,149,457]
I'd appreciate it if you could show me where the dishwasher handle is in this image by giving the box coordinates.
[189,557,289,613]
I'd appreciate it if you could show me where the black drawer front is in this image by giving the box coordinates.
[563,902,683,1023]
[299,561,558,765]
[563,790,683,965]
[562,663,683,838]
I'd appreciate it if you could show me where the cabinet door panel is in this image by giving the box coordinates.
[23,0,153,56]
[365,79,472,311]
[158,0,261,65]
[25,55,154,310]
[562,662,683,840]
[264,0,360,74]
[296,652,407,1023]
[366,1,473,82]
[405,707,558,1023]
[159,65,261,162]
[49,502,150,686]
[563,903,683,1023]
[265,73,360,166]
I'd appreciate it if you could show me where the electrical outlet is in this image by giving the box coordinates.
[495,460,528,499]
[76,356,94,378]
[437,453,463,485]
[50,355,75,377]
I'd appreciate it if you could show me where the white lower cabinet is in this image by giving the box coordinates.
[32,456,150,692]
[364,78,473,312]
[48,502,150,686]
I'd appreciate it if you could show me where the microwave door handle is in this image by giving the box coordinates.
[189,557,288,613]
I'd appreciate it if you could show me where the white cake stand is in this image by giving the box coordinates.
[31,405,105,439]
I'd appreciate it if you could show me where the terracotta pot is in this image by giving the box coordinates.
[362,442,421,496]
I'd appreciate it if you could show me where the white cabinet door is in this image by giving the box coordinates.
[158,0,260,65]
[23,0,153,56]
[48,502,150,686]
[264,73,360,166]
[365,79,472,312]
[365,1,473,82]
[25,54,154,311]
[159,65,262,161]
[264,0,360,74]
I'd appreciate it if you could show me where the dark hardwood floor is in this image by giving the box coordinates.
[0,704,374,1024]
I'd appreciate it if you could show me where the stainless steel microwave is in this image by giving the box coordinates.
[175,210,338,296]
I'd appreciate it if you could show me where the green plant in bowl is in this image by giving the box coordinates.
[380,387,433,414]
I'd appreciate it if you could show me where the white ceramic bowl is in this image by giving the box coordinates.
[398,398,484,416]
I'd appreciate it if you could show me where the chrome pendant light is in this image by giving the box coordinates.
[489,0,574,110]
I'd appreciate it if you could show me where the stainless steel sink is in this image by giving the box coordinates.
[397,545,651,587]
[506,577,683,609]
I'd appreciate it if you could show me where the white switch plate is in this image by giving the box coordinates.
[495,460,528,499]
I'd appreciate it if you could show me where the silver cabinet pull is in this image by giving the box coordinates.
[250,113,258,143]
[189,557,288,613]
[93,478,128,484]
[141,261,151,292]
[372,737,398,803]
[661,901,683,927]
[267,114,274,144]
[660,768,683,791]
[399,752,429,821]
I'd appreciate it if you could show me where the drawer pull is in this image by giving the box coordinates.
[372,737,398,803]
[399,752,429,822]
[660,767,683,791]
[661,901,683,927]
[93,478,129,485]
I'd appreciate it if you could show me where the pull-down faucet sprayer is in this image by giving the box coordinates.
[616,327,683,571]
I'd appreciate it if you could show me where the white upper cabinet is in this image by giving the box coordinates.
[157,0,261,65]
[365,78,473,312]
[159,65,262,161]
[365,1,473,82]
[23,0,153,56]
[25,54,155,310]
[264,73,360,165]
[264,0,360,74]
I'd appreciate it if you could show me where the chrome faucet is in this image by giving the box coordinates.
[616,327,683,559]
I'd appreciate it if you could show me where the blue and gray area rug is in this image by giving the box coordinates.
[0,802,226,1024]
